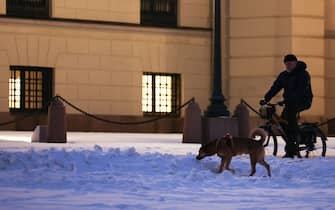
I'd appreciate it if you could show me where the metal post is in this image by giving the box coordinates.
[205,0,230,117]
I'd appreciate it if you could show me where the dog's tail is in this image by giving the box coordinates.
[250,128,268,144]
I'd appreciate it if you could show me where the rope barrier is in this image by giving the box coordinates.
[56,95,194,125]
[317,119,335,127]
[2,95,334,128]
[0,100,52,127]
[0,96,195,127]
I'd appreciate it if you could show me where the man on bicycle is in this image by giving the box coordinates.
[260,54,313,158]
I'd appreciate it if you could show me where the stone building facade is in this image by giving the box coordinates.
[0,0,334,133]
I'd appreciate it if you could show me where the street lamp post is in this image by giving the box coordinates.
[205,0,230,117]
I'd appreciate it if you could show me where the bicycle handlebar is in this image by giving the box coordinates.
[264,101,285,107]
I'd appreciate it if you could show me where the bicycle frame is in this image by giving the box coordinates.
[258,102,327,157]
[259,103,288,141]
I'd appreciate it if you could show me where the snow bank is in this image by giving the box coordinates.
[0,132,334,210]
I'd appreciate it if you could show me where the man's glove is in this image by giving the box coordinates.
[259,99,267,106]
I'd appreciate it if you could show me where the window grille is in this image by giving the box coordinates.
[142,72,181,116]
[6,0,50,18]
[141,0,178,27]
[9,66,53,112]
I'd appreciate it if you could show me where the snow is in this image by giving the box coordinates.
[0,131,335,210]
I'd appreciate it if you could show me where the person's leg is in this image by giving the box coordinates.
[281,106,299,157]
[287,108,300,157]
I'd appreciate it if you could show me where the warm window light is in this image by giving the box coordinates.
[8,66,52,111]
[142,75,153,112]
[8,78,21,109]
[142,74,173,113]
[155,75,172,113]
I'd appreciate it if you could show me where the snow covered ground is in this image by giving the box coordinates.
[0,131,335,210]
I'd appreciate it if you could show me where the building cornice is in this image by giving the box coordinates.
[0,15,212,33]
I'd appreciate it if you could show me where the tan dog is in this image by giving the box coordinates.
[196,128,271,177]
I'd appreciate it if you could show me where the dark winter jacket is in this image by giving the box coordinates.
[264,61,313,110]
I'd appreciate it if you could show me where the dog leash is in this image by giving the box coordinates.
[240,99,262,117]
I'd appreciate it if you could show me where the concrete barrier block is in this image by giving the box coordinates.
[31,125,48,143]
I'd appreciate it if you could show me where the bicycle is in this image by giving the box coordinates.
[258,102,327,158]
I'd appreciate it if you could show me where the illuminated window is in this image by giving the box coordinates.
[141,0,178,27]
[8,71,21,109]
[142,73,181,115]
[9,66,53,112]
[6,0,50,19]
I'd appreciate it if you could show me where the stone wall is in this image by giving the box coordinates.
[0,18,211,116]
[229,0,292,115]
[229,0,326,121]
[179,0,211,28]
[0,0,5,14]
[52,0,140,24]
[1,0,334,133]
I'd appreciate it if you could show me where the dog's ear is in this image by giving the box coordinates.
[223,135,233,149]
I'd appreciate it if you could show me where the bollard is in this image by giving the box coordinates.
[47,97,67,143]
[234,101,250,138]
[202,117,238,145]
[182,100,202,143]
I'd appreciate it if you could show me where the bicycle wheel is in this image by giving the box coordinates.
[259,125,278,156]
[314,127,327,157]
[272,134,278,156]
[304,127,327,157]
